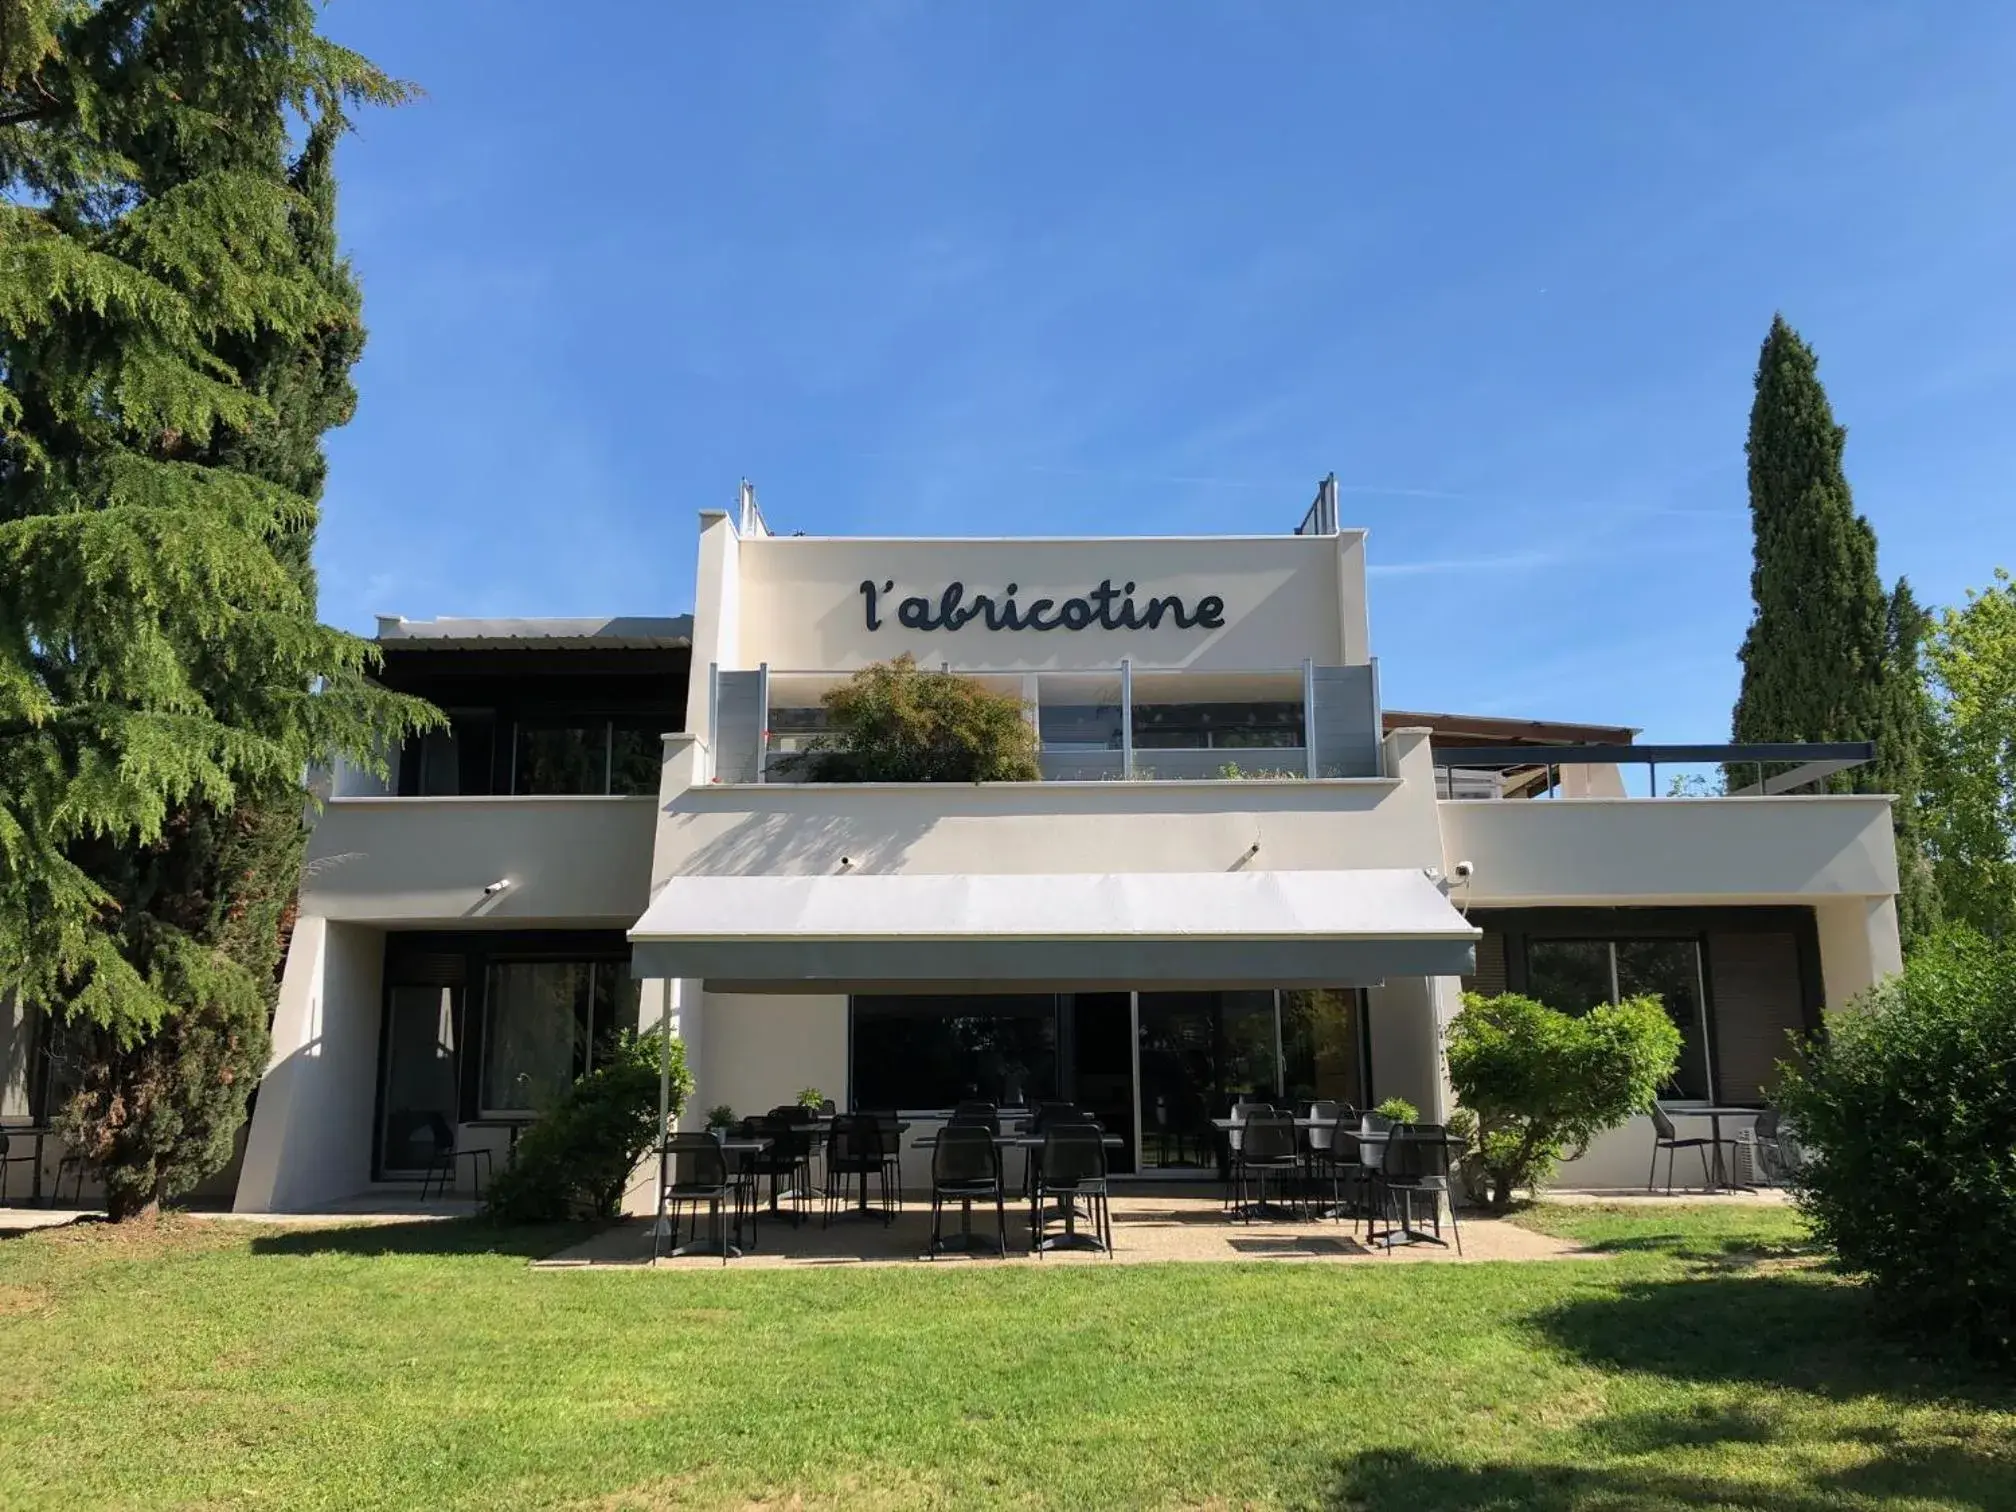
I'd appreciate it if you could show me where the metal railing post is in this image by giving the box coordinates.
[1302,657,1317,779]
[1120,659,1134,780]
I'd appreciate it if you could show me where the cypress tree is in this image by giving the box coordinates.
[1731,315,1938,944]
[1,1,436,1217]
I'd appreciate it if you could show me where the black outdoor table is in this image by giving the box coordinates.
[1666,1106,1760,1192]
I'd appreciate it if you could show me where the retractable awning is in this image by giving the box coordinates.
[628,869,1478,991]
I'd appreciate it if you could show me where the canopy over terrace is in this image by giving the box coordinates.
[629,868,1479,1193]
[629,869,1479,992]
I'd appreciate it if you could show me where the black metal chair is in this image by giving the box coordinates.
[1301,1099,1349,1217]
[1031,1123,1112,1256]
[417,1113,493,1201]
[1648,1103,1728,1193]
[0,1129,38,1205]
[1370,1123,1462,1253]
[1231,1110,1300,1222]
[930,1123,1007,1257]
[823,1114,896,1226]
[751,1114,815,1228]
[660,1131,736,1263]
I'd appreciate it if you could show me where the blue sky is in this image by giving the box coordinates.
[316,3,2016,739]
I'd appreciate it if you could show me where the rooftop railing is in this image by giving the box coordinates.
[1430,741,1878,800]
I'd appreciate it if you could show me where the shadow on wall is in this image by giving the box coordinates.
[666,807,935,878]
[661,778,1401,880]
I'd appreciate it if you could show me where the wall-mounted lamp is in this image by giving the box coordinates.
[838,856,854,871]
[483,878,512,896]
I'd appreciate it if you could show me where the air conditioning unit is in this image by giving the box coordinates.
[1730,1137,1758,1188]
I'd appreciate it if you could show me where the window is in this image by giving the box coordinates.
[402,710,498,796]
[480,961,637,1115]
[511,718,663,796]
[1280,988,1367,1107]
[851,994,1060,1110]
[1526,937,1713,1101]
[1132,702,1305,749]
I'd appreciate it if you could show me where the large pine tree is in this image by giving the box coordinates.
[1731,315,1938,944]
[1,1,435,1216]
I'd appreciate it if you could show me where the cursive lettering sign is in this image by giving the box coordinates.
[858,578,1226,634]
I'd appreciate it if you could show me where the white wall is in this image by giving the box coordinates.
[728,532,1368,672]
[696,992,849,1125]
[655,774,1440,885]
[302,796,657,924]
[1366,976,1454,1121]
[235,919,384,1212]
[1814,895,1905,1010]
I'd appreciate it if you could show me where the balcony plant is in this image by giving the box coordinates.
[796,1087,826,1112]
[778,655,1038,783]
[704,1104,736,1132]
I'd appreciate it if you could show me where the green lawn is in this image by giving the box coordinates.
[0,1206,2010,1511]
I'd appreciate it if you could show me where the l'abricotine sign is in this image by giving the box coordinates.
[859,578,1225,634]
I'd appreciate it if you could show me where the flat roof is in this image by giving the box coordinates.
[1383,708,1638,747]
[374,615,693,650]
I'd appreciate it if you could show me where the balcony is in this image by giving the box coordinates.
[1432,742,1898,905]
[711,663,1383,784]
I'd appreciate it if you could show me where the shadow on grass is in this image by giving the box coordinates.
[247,1217,596,1260]
[1534,1269,2012,1408]
[1327,1438,2016,1512]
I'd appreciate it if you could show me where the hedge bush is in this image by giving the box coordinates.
[1446,991,1681,1212]
[1776,929,2016,1358]
[484,1031,692,1222]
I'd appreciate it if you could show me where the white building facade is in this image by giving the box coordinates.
[6,486,1903,1209]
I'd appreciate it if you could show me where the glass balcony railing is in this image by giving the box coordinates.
[1430,742,1878,800]
[721,662,1383,784]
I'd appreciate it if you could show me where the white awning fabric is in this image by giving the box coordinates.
[628,869,1478,990]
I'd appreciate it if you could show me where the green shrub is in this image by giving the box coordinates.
[484,1033,691,1222]
[1776,929,2016,1359]
[1372,1097,1420,1124]
[1446,991,1682,1212]
[787,655,1039,783]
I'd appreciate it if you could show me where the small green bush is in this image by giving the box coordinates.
[1372,1097,1420,1124]
[484,1033,691,1222]
[1776,929,2016,1359]
[1446,991,1681,1212]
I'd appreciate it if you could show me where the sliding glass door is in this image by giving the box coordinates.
[378,985,461,1177]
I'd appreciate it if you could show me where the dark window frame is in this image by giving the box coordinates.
[1475,906,1825,1109]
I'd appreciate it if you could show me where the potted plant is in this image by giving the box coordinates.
[704,1104,735,1133]
[1373,1097,1420,1125]
[795,1087,825,1113]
